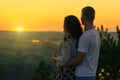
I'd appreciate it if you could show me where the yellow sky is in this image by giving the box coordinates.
[0,0,120,32]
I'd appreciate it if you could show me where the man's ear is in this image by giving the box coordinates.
[81,16,85,25]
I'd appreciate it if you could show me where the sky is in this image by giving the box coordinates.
[0,0,120,32]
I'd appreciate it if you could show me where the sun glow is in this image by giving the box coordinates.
[17,26,24,32]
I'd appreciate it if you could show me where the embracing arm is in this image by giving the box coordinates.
[63,51,86,67]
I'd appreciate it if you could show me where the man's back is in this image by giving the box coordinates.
[75,29,100,77]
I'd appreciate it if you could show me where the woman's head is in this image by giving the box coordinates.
[64,15,83,41]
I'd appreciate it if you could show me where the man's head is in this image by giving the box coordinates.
[81,6,95,25]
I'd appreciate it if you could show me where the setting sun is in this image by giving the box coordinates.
[17,26,24,32]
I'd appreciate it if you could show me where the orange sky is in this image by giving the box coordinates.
[0,0,120,32]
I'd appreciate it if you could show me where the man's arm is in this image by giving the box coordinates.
[63,51,86,67]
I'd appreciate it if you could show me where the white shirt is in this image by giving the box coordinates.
[75,29,101,77]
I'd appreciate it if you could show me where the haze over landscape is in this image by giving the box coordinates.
[0,0,120,32]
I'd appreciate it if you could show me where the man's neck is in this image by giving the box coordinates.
[84,22,94,31]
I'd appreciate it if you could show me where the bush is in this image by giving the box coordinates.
[96,25,120,80]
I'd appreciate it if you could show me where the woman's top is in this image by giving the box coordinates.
[56,33,77,80]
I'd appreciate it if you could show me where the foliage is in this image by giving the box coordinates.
[31,60,54,80]
[0,53,40,80]
[97,25,120,80]
[0,31,62,80]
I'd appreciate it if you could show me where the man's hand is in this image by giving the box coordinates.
[62,52,86,67]
[51,56,57,63]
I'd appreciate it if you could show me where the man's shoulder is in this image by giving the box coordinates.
[81,31,91,38]
[83,29,99,36]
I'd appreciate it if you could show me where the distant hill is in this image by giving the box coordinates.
[0,31,63,42]
[0,31,118,41]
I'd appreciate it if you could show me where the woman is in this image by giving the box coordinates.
[52,15,83,80]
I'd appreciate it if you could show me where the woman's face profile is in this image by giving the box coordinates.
[63,23,69,33]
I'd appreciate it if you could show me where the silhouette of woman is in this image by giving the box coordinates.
[52,15,83,80]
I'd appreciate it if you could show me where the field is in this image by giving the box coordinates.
[0,31,119,80]
[0,31,63,80]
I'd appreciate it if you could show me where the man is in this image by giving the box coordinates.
[63,6,101,80]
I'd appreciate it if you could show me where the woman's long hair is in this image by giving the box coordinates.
[64,15,83,42]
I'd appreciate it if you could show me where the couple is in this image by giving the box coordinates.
[52,6,101,80]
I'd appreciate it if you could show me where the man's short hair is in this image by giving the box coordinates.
[82,6,95,22]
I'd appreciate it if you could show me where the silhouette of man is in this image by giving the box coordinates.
[62,6,101,80]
